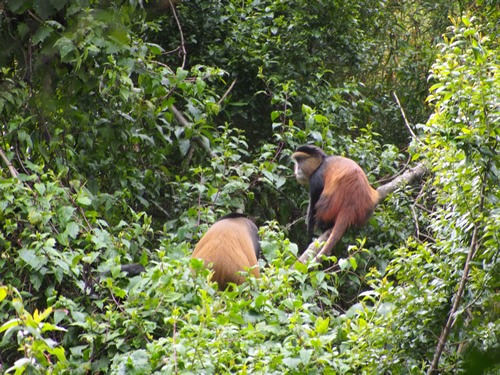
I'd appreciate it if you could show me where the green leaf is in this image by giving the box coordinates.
[109,27,131,46]
[178,139,190,156]
[49,346,67,362]
[33,26,53,45]
[8,0,28,13]
[294,261,308,273]
[164,292,183,303]
[175,68,188,81]
[54,37,75,59]
[33,0,56,19]
[271,111,281,121]
[65,222,80,239]
[0,287,7,302]
[57,206,76,223]
[76,196,92,206]
[91,229,110,250]
[34,182,46,195]
[300,348,313,365]
[34,306,53,323]
[349,256,358,270]
[315,316,329,334]
[338,258,349,270]
[283,357,301,369]
[41,322,67,333]
[45,20,64,30]
[0,318,20,333]
[145,43,164,55]
[50,0,69,11]
[53,310,67,325]
[19,249,47,270]
[28,210,43,225]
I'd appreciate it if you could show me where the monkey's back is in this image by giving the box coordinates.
[191,217,260,290]
[315,156,379,230]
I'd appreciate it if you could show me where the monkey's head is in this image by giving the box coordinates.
[291,145,326,185]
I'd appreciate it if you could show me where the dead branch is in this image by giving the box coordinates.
[299,162,428,264]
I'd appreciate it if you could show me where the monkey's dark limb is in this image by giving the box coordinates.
[120,263,146,276]
[99,263,146,278]
[299,162,428,264]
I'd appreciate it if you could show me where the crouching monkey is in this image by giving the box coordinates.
[291,144,379,259]
[191,213,261,290]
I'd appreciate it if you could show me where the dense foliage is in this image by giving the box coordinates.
[0,0,499,373]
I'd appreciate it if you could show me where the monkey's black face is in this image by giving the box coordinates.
[291,151,324,186]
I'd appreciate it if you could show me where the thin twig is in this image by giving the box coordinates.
[376,154,412,185]
[284,215,305,231]
[172,319,178,374]
[169,0,186,69]
[217,78,237,106]
[393,92,424,146]
[27,10,44,24]
[15,145,31,176]
[411,183,427,242]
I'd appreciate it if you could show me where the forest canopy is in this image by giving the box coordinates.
[0,0,499,373]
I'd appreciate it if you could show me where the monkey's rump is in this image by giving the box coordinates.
[191,216,260,290]
[315,156,379,229]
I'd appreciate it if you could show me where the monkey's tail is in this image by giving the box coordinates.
[314,220,349,261]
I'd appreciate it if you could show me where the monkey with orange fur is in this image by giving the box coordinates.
[191,213,261,290]
[291,145,379,260]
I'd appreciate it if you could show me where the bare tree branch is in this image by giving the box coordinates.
[376,162,428,203]
[393,92,424,146]
[217,78,237,106]
[169,0,186,69]
[299,162,428,263]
